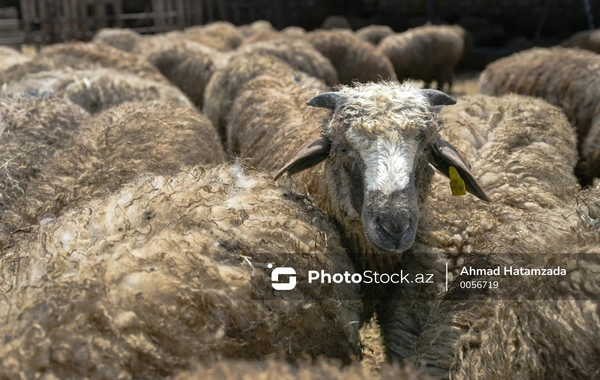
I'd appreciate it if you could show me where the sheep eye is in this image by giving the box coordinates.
[340,147,348,154]
[415,131,426,141]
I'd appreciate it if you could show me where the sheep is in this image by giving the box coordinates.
[4,68,194,113]
[0,46,31,73]
[0,100,224,253]
[304,30,398,85]
[203,46,338,141]
[234,39,339,87]
[141,37,229,109]
[174,358,434,380]
[92,27,144,53]
[478,47,600,184]
[282,26,307,37]
[321,15,352,30]
[0,42,168,86]
[560,29,600,53]
[377,25,467,92]
[227,75,330,169]
[92,29,231,109]
[184,21,245,51]
[228,80,489,332]
[409,188,600,379]
[0,93,89,250]
[375,94,585,369]
[238,20,276,37]
[0,163,362,378]
[356,25,395,46]
[239,30,286,47]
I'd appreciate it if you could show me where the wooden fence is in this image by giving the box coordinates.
[0,0,279,46]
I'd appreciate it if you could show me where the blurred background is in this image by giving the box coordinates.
[0,0,597,68]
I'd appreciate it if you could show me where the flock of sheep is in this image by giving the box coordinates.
[0,17,599,380]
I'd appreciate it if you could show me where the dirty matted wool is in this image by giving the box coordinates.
[4,68,194,113]
[0,42,168,86]
[184,21,244,51]
[0,46,31,73]
[0,93,89,251]
[479,47,600,182]
[304,29,397,85]
[0,164,361,379]
[1,101,223,253]
[379,93,582,365]
[174,358,434,380]
[203,53,330,141]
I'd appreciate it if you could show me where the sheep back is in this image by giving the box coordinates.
[203,53,329,141]
[0,164,361,378]
[560,29,600,53]
[304,30,397,85]
[0,42,168,85]
[356,25,394,45]
[92,27,144,53]
[184,21,244,51]
[479,47,600,181]
[1,101,224,252]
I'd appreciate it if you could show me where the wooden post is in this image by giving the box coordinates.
[152,0,166,32]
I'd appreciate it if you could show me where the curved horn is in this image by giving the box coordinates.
[306,92,349,110]
[421,89,457,106]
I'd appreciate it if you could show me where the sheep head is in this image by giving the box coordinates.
[275,82,489,254]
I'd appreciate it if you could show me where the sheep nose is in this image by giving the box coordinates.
[377,218,411,249]
[379,219,410,245]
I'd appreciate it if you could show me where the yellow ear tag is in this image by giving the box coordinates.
[449,166,466,196]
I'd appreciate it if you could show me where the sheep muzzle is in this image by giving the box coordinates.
[362,189,419,254]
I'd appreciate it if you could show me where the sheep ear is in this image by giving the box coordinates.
[307,92,349,110]
[274,133,331,180]
[421,89,457,106]
[427,136,491,202]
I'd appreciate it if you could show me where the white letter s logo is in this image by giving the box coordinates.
[271,267,297,290]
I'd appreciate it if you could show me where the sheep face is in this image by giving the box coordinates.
[275,82,489,255]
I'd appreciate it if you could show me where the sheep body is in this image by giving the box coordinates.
[92,27,144,53]
[304,30,397,85]
[356,25,394,45]
[235,39,339,87]
[560,29,600,53]
[4,68,194,113]
[238,20,276,37]
[0,46,31,73]
[1,100,224,253]
[239,30,286,47]
[321,15,352,30]
[94,30,231,109]
[377,25,466,91]
[281,26,306,37]
[0,93,88,250]
[203,51,334,141]
[184,21,244,51]
[412,211,600,379]
[142,37,228,108]
[378,94,583,369]
[0,164,361,378]
[0,42,168,85]
[479,47,600,182]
